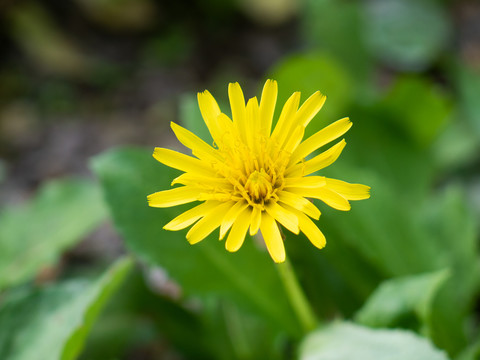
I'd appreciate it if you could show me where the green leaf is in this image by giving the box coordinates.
[355,269,450,328]
[380,76,452,147]
[91,147,301,335]
[302,0,373,89]
[0,178,107,290]
[363,0,451,70]
[268,52,353,137]
[0,257,133,360]
[299,322,450,360]
[455,62,480,139]
[422,186,480,354]
[79,269,213,360]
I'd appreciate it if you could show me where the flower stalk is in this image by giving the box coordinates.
[276,255,318,333]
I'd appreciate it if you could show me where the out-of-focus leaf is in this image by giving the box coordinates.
[299,322,450,360]
[423,186,480,355]
[432,118,479,171]
[268,53,353,137]
[7,3,89,77]
[302,0,373,91]
[0,257,132,360]
[285,229,384,319]
[380,76,452,147]
[0,179,107,290]
[364,0,451,71]
[75,0,156,31]
[91,148,301,335]
[80,269,212,360]
[455,63,480,138]
[355,269,450,328]
[202,299,286,360]
[456,337,480,360]
[319,169,442,276]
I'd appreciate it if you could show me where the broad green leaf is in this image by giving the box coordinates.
[380,76,452,147]
[91,147,301,335]
[0,178,107,290]
[432,119,479,171]
[355,269,450,328]
[363,0,451,71]
[299,322,450,360]
[268,52,353,137]
[0,257,132,360]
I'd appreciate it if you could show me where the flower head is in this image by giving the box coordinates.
[148,80,370,263]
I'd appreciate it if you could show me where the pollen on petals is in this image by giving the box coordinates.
[148,80,370,262]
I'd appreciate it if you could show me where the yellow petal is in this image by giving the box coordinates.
[259,79,277,136]
[249,206,262,236]
[294,91,326,127]
[282,204,326,249]
[225,206,251,252]
[290,117,352,165]
[325,178,371,200]
[299,216,326,249]
[270,91,301,147]
[286,139,346,177]
[153,148,213,176]
[147,187,199,208]
[220,201,249,239]
[277,190,320,220]
[284,176,326,188]
[283,125,305,154]
[171,173,231,189]
[260,212,286,263]
[245,96,260,150]
[289,187,351,211]
[229,82,247,143]
[197,90,223,144]
[216,113,235,139]
[186,201,233,244]
[265,202,299,234]
[170,122,223,162]
[164,201,221,230]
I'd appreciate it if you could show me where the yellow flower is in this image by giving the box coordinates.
[148,80,370,263]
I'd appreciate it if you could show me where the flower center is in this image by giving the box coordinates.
[244,169,274,204]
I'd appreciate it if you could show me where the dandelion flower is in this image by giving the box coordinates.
[148,80,370,263]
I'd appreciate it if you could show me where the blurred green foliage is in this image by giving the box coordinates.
[0,257,132,360]
[0,179,107,290]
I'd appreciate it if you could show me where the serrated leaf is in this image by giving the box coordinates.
[0,178,107,290]
[0,257,132,360]
[91,147,301,335]
[299,322,450,360]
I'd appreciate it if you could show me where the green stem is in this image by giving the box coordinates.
[277,255,318,333]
